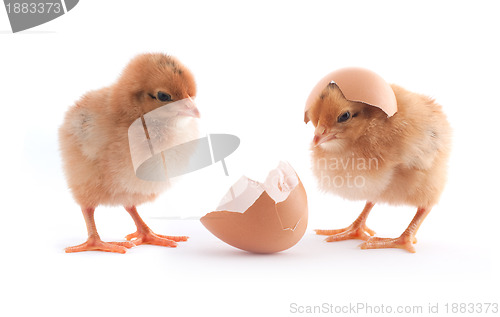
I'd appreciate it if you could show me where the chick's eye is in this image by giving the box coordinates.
[337,111,351,123]
[157,91,172,102]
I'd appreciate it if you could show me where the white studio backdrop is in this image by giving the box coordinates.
[1,1,499,316]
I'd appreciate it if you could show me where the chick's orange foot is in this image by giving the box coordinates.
[360,207,429,253]
[125,230,188,247]
[65,236,135,254]
[316,201,375,242]
[124,206,188,248]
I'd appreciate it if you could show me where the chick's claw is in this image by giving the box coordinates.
[126,231,188,242]
[125,229,188,247]
[362,226,376,237]
[125,231,138,241]
[65,236,135,254]
[155,234,189,242]
[360,236,416,253]
[316,223,375,242]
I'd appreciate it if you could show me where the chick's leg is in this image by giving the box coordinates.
[65,207,135,254]
[360,206,431,253]
[124,206,188,248]
[315,201,376,242]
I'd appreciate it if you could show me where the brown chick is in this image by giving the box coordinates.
[59,53,200,253]
[306,83,451,252]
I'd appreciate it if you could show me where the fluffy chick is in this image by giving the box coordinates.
[306,83,451,252]
[59,53,200,253]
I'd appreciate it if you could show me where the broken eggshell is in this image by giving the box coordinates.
[305,67,398,121]
[200,162,308,254]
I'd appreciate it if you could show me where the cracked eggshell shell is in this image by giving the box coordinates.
[305,67,397,118]
[200,175,308,254]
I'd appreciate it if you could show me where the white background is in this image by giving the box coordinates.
[1,1,499,316]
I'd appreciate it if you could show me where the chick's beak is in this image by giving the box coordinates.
[179,105,200,118]
[313,125,336,147]
[177,97,200,118]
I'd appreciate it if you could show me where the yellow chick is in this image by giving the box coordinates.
[59,53,199,253]
[306,76,451,252]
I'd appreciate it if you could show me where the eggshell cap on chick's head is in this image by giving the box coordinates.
[305,67,397,121]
